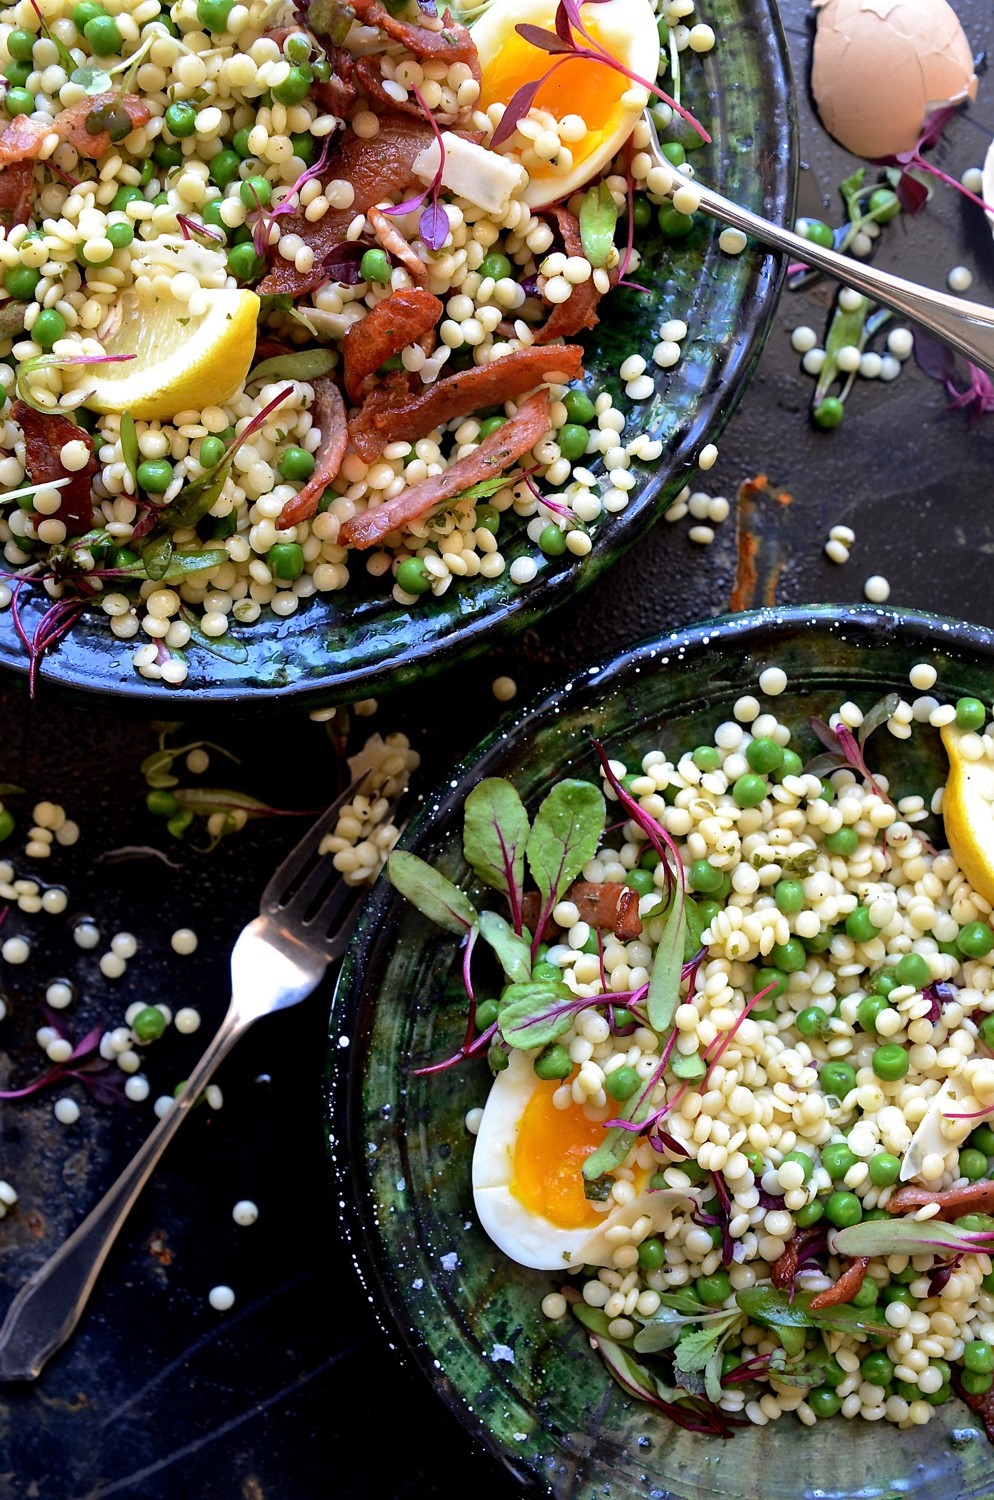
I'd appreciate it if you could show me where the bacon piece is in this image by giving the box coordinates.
[348,343,583,461]
[354,54,422,118]
[770,1226,826,1288]
[347,0,480,75]
[257,112,438,299]
[0,115,50,167]
[570,882,643,942]
[13,400,96,537]
[886,1180,994,1220]
[276,377,348,527]
[0,159,35,228]
[54,93,151,159]
[341,387,549,549]
[808,1256,870,1309]
[955,1373,994,1442]
[533,206,608,346]
[342,287,440,403]
[313,46,360,118]
[366,206,429,288]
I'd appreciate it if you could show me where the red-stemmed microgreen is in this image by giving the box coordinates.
[15,351,136,415]
[834,1215,994,1260]
[915,327,994,425]
[0,1023,126,1107]
[177,213,225,245]
[382,84,450,252]
[490,0,709,151]
[249,134,335,258]
[701,983,775,1079]
[806,694,897,798]
[874,107,994,220]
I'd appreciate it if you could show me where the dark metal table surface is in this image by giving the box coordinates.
[1,2,993,1495]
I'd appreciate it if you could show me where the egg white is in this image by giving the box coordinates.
[472,0,660,208]
[471,1048,699,1270]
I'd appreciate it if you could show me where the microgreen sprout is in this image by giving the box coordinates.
[806,693,898,797]
[382,84,449,251]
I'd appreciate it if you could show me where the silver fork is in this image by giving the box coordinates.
[0,773,403,1381]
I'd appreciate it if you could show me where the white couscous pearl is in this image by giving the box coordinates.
[208,1285,236,1311]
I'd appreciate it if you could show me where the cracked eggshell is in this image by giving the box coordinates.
[811,0,977,160]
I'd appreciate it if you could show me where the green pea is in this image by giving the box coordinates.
[820,1061,856,1098]
[4,262,40,300]
[4,60,31,87]
[238,174,271,209]
[872,1044,909,1081]
[32,307,66,348]
[955,696,987,731]
[273,64,311,105]
[742,1148,765,1177]
[730,772,766,808]
[824,1190,862,1228]
[659,140,687,167]
[861,1351,894,1386]
[153,139,182,169]
[132,1005,167,1041]
[269,542,304,581]
[538,523,567,557]
[474,503,499,535]
[310,55,329,80]
[962,1369,994,1397]
[856,993,888,1033]
[197,0,233,28]
[956,1214,994,1233]
[924,1382,952,1406]
[965,1341,994,1375]
[959,1148,989,1181]
[846,905,880,943]
[825,826,858,856]
[745,736,782,774]
[808,1386,842,1418]
[4,87,33,117]
[696,899,720,931]
[972,1124,994,1155]
[277,446,315,483]
[795,1006,830,1037]
[781,1149,813,1182]
[895,951,930,990]
[868,186,901,222]
[773,749,803,782]
[7,28,37,61]
[139,156,155,185]
[290,131,316,164]
[689,858,723,894]
[638,1235,665,1270]
[797,217,834,248]
[774,879,804,914]
[479,251,512,282]
[771,938,806,973]
[753,967,787,999]
[821,1141,857,1180]
[72,0,104,27]
[605,1064,640,1101]
[657,202,694,238]
[872,968,898,998]
[137,458,173,494]
[209,147,241,186]
[696,1271,732,1307]
[474,998,499,1030]
[868,1152,901,1187]
[852,1278,879,1308]
[793,1200,824,1228]
[146,789,178,817]
[83,13,121,52]
[199,435,226,468]
[284,31,311,63]
[227,241,265,282]
[533,1043,572,1080]
[106,220,134,249]
[359,247,390,283]
[692,745,720,772]
[803,929,834,953]
[630,194,652,229]
[562,390,596,425]
[557,423,588,462]
[0,809,14,842]
[110,184,144,213]
[958,921,994,958]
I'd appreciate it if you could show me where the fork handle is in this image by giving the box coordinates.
[0,1005,245,1381]
[685,174,994,377]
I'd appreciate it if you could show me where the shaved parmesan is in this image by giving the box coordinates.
[413,133,527,216]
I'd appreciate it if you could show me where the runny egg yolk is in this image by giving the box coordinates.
[510,1078,606,1230]
[479,19,628,179]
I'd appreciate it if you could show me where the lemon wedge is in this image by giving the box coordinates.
[83,287,260,421]
[940,721,994,905]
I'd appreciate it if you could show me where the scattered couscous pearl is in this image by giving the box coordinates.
[838,287,863,312]
[734,695,760,722]
[859,352,883,380]
[205,1085,224,1110]
[542,1292,568,1319]
[835,345,861,374]
[719,228,747,255]
[698,444,718,471]
[948,265,973,293]
[232,1200,259,1226]
[688,524,715,545]
[2,936,29,964]
[758,667,787,696]
[790,326,818,354]
[208,1285,236,1312]
[54,1097,80,1126]
[186,749,210,775]
[153,1096,175,1120]
[354,699,378,718]
[825,539,850,565]
[963,167,984,194]
[864,574,891,603]
[909,663,937,691]
[175,1007,202,1035]
[124,1076,150,1103]
[492,676,517,703]
[171,928,198,956]
[802,349,826,376]
[73,920,100,950]
[111,932,138,959]
[879,355,901,382]
[829,525,855,546]
[46,1038,73,1064]
[99,953,127,980]
[886,328,914,360]
[509,558,538,586]
[46,980,74,1009]
[465,1107,484,1135]
[0,1181,17,1208]
[41,887,68,915]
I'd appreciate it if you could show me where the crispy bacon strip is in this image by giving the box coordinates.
[313,46,360,118]
[533,206,608,345]
[770,1226,826,1289]
[54,93,151,159]
[0,159,35,228]
[340,387,549,549]
[276,377,348,527]
[347,0,480,75]
[13,400,96,536]
[570,882,643,942]
[348,343,583,460]
[366,205,429,288]
[342,286,440,403]
[354,54,422,118]
[886,1180,994,1220]
[808,1257,870,1310]
[257,112,438,299]
[0,115,50,167]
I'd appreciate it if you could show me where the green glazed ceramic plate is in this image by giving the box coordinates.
[0,0,795,706]
[331,605,994,1500]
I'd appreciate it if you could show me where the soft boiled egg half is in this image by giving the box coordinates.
[471,1048,697,1270]
[472,0,660,208]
